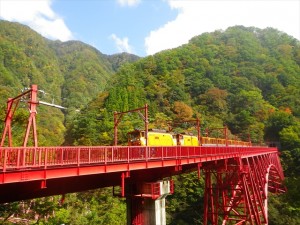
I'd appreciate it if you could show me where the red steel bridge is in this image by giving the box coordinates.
[0,85,286,225]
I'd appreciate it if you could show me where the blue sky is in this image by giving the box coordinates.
[0,0,299,57]
[51,0,177,56]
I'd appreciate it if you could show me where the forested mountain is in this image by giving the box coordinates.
[0,20,300,224]
[68,26,300,146]
[107,52,140,71]
[0,20,139,146]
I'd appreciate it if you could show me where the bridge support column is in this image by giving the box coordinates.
[126,180,173,225]
[203,157,270,225]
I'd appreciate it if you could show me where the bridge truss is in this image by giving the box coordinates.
[203,153,285,225]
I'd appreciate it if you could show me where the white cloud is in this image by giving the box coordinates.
[145,0,300,55]
[0,0,73,41]
[110,33,134,53]
[117,0,141,7]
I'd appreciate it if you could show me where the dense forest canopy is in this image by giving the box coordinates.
[68,26,300,147]
[0,20,300,224]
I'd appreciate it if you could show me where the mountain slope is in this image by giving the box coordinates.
[0,20,139,146]
[72,26,300,145]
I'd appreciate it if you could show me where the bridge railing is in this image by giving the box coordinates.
[0,146,277,172]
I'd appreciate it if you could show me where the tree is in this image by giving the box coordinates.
[172,101,193,122]
[151,112,171,130]
[264,111,295,142]
[199,87,228,114]
[167,172,205,225]
[279,125,300,150]
[0,202,20,224]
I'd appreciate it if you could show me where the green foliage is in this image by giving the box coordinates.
[199,87,228,119]
[172,101,194,122]
[167,172,204,225]
[49,40,113,110]
[0,190,126,225]
[0,202,19,224]
[106,52,140,71]
[269,191,300,225]
[55,189,126,225]
[150,112,171,130]
[264,110,295,142]
[280,125,300,150]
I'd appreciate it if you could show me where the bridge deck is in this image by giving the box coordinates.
[0,146,277,184]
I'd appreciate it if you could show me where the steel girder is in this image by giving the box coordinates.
[203,153,285,225]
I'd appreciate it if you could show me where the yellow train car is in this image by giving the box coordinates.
[128,129,176,146]
[176,134,199,146]
[201,137,251,146]
[128,130,200,146]
[201,137,226,146]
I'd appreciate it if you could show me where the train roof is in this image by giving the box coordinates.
[129,129,174,134]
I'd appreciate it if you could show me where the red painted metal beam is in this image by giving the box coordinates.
[114,104,148,146]
[23,84,38,147]
[203,153,285,225]
[0,99,14,147]
[1,85,37,148]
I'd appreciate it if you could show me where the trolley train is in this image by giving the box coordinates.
[127,129,251,147]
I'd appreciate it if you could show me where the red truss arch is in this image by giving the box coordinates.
[203,153,285,225]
